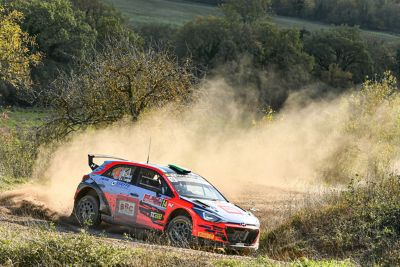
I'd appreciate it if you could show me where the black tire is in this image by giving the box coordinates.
[166,215,193,248]
[74,195,101,227]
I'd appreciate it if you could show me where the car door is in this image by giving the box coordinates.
[133,167,174,230]
[99,164,141,226]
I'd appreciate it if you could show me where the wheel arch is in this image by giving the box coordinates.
[74,184,110,215]
[165,208,193,228]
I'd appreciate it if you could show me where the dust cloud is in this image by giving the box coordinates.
[14,79,351,215]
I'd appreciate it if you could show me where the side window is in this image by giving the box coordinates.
[104,165,136,184]
[137,168,172,196]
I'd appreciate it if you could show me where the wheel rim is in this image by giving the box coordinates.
[169,220,192,246]
[78,199,95,222]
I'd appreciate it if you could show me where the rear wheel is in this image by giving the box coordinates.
[75,195,101,227]
[167,215,193,248]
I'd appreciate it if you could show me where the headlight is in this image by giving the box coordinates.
[202,211,221,222]
[193,208,222,222]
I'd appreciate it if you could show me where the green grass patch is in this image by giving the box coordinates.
[106,0,400,44]
[105,0,220,26]
[0,223,353,267]
[0,176,27,191]
[272,15,400,44]
[0,107,47,130]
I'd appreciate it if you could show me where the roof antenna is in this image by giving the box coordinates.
[146,137,152,164]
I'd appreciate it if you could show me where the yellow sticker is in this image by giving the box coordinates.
[198,232,214,240]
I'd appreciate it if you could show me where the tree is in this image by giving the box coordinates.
[70,0,140,45]
[9,0,96,63]
[304,26,373,86]
[42,39,195,139]
[175,16,230,70]
[0,5,40,87]
[221,0,271,23]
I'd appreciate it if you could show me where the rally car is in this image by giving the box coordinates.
[73,154,260,252]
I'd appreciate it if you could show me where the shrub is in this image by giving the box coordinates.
[260,175,400,265]
[0,129,37,183]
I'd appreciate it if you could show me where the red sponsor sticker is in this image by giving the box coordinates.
[143,194,167,208]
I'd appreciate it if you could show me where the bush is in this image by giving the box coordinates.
[260,175,400,265]
[0,129,37,182]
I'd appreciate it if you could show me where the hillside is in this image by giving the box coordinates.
[104,0,220,25]
[105,0,400,43]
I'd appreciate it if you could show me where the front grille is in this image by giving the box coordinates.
[226,227,259,244]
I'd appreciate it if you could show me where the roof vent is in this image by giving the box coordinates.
[168,164,191,174]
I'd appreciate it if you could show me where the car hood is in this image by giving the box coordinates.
[183,197,259,226]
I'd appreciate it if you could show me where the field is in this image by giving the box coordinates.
[106,0,400,43]
[104,0,220,25]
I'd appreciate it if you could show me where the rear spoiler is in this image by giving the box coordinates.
[88,154,128,171]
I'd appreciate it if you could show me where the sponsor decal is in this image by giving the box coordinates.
[118,200,135,216]
[143,194,167,208]
[218,205,243,214]
[115,181,130,189]
[150,212,163,220]
[112,167,133,183]
[168,203,174,208]
[198,232,214,240]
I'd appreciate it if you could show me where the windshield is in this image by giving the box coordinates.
[165,173,226,201]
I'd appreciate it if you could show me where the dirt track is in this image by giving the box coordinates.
[0,184,304,263]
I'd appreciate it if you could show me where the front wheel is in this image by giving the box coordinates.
[74,195,101,227]
[166,215,193,248]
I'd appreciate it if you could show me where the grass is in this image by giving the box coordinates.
[259,176,400,266]
[0,176,27,191]
[0,107,47,130]
[104,0,220,26]
[0,108,46,191]
[0,221,353,266]
[272,15,400,44]
[106,0,400,43]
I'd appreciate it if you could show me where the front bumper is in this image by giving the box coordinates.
[193,220,260,250]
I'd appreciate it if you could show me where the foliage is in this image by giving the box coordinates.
[221,0,271,23]
[320,73,400,183]
[0,5,40,89]
[7,0,96,64]
[136,23,178,48]
[271,0,400,34]
[259,75,400,265]
[42,39,194,139]
[0,108,45,189]
[0,0,138,105]
[260,175,400,265]
[70,0,140,45]
[304,26,373,87]
[175,16,314,109]
[0,130,37,181]
[175,16,230,69]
